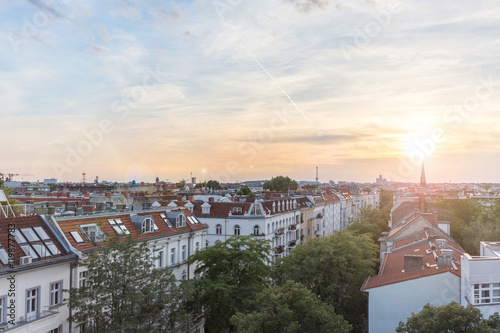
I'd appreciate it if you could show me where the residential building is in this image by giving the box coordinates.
[0,215,77,332]
[461,241,500,318]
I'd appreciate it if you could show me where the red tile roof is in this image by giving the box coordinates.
[362,235,464,291]
[0,215,69,268]
[56,208,207,252]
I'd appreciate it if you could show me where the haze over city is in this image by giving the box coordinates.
[2,0,500,183]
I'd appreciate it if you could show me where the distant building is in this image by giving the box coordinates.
[44,178,57,184]
[376,174,387,186]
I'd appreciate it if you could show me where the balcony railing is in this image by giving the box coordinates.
[275,245,284,254]
[288,240,297,247]
[274,228,285,237]
[288,224,296,230]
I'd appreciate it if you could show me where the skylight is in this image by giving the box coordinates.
[0,248,8,265]
[33,226,50,240]
[20,228,40,242]
[108,218,130,235]
[20,245,39,259]
[70,231,85,244]
[45,241,61,255]
[160,213,173,228]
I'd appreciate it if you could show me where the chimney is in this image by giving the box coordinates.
[432,210,439,228]
[436,239,447,249]
[437,256,453,268]
[419,196,426,213]
[209,197,215,203]
[404,255,423,271]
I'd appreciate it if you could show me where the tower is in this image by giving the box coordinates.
[420,163,427,187]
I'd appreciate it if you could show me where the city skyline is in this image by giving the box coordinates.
[2,1,500,183]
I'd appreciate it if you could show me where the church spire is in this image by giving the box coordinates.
[420,162,427,187]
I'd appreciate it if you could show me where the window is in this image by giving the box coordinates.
[202,206,210,214]
[79,224,106,242]
[234,225,241,236]
[142,218,155,233]
[182,245,187,261]
[26,287,39,321]
[253,225,260,235]
[177,215,186,228]
[157,249,164,268]
[108,218,130,235]
[195,242,200,252]
[0,295,6,324]
[182,270,187,280]
[50,281,62,306]
[160,213,173,228]
[48,327,61,333]
[216,224,222,235]
[171,248,176,265]
[232,207,242,214]
[70,231,85,244]
[473,283,500,304]
[79,271,88,288]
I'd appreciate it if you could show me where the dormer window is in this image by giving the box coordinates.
[142,218,155,233]
[201,202,211,214]
[278,201,281,212]
[79,223,106,243]
[177,215,186,228]
[232,207,242,214]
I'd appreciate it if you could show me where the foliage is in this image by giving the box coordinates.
[263,176,298,192]
[68,236,191,333]
[396,302,500,333]
[236,185,255,196]
[48,183,58,192]
[186,236,272,333]
[194,181,206,188]
[348,206,390,244]
[177,179,187,188]
[231,281,351,333]
[274,231,378,331]
[379,189,395,210]
[432,198,496,255]
[206,180,221,190]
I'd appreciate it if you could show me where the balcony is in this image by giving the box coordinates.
[288,224,297,230]
[275,245,284,254]
[288,240,297,247]
[274,228,285,237]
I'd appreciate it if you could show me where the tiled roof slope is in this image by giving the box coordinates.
[56,208,207,252]
[362,234,464,291]
[0,215,70,268]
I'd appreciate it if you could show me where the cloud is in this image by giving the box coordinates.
[284,0,329,13]
[149,5,182,24]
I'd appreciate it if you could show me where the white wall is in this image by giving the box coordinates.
[1,262,71,333]
[367,272,460,333]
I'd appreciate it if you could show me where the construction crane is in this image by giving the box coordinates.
[0,172,34,181]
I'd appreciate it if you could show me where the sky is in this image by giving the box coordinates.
[1,0,500,184]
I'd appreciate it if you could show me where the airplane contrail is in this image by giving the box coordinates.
[255,59,309,121]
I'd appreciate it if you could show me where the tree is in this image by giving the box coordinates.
[236,185,255,196]
[348,207,390,244]
[177,179,187,188]
[68,236,191,333]
[206,180,221,190]
[396,302,500,333]
[231,280,351,333]
[263,176,298,192]
[274,231,378,332]
[195,181,206,188]
[186,236,272,332]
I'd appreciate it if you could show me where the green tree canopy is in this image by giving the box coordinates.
[231,280,351,333]
[177,179,187,188]
[68,236,191,333]
[396,302,500,333]
[263,176,298,192]
[186,236,272,333]
[236,185,255,196]
[274,231,378,331]
[206,180,221,190]
[348,207,390,244]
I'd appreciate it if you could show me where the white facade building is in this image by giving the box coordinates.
[461,241,500,318]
